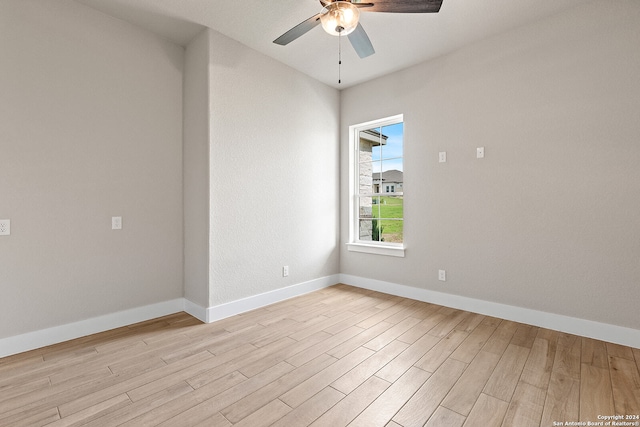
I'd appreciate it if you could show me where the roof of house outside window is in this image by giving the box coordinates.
[372,169,403,183]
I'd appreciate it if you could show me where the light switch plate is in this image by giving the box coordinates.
[439,152,447,163]
[477,147,485,158]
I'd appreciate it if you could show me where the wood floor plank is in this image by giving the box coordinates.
[415,329,468,372]
[454,312,486,333]
[125,343,253,401]
[286,326,364,367]
[221,353,337,423]
[310,376,391,427]
[608,356,640,415]
[280,347,374,408]
[1,285,638,427]
[483,343,530,402]
[0,376,51,404]
[442,350,501,416]
[153,362,295,427]
[463,392,509,427]
[375,332,441,383]
[450,324,496,364]
[582,337,609,369]
[6,406,60,427]
[331,339,408,395]
[396,312,446,344]
[271,386,344,427]
[356,299,414,329]
[509,324,539,349]
[117,370,246,426]
[239,330,332,377]
[83,382,195,427]
[580,363,615,422]
[392,358,467,427]
[186,339,292,390]
[480,316,503,328]
[482,321,518,356]
[384,300,423,324]
[424,406,466,427]
[540,372,580,426]
[501,382,546,427]
[348,366,432,427]
[633,348,640,374]
[289,311,357,341]
[519,336,557,389]
[427,310,471,338]
[230,399,291,427]
[363,316,421,351]
[191,412,233,427]
[322,306,381,335]
[45,393,131,427]
[325,321,393,359]
[606,342,635,360]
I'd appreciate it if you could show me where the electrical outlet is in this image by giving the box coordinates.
[283,266,289,277]
[112,216,122,230]
[0,219,10,236]
[438,269,446,282]
[439,152,447,163]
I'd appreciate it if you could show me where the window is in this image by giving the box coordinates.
[348,114,405,257]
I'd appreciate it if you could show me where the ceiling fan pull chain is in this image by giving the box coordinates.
[338,31,342,84]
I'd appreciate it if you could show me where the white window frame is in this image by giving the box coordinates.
[347,114,405,257]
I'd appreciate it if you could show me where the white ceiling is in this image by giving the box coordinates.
[75,0,587,89]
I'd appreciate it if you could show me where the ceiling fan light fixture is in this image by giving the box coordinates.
[320,1,360,36]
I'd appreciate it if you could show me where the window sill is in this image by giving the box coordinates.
[346,242,405,258]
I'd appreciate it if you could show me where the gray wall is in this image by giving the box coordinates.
[206,31,341,306]
[341,1,640,330]
[0,0,184,338]
[183,29,211,308]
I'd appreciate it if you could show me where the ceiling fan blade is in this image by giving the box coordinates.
[321,0,374,8]
[354,0,443,13]
[273,13,322,45]
[348,23,375,58]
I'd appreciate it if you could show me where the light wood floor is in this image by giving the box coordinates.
[1,285,639,427]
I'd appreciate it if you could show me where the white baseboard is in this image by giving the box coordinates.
[200,274,339,323]
[0,298,184,358]
[340,274,640,349]
[0,276,337,359]
[183,298,208,323]
[3,273,637,359]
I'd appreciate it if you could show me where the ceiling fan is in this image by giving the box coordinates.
[273,0,443,59]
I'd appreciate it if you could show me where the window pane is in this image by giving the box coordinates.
[376,196,403,220]
[358,162,374,195]
[358,196,382,241]
[359,219,375,241]
[380,122,403,161]
[372,141,382,162]
[362,196,402,242]
[378,219,403,243]
[379,164,403,193]
[359,196,381,217]
[359,128,383,162]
